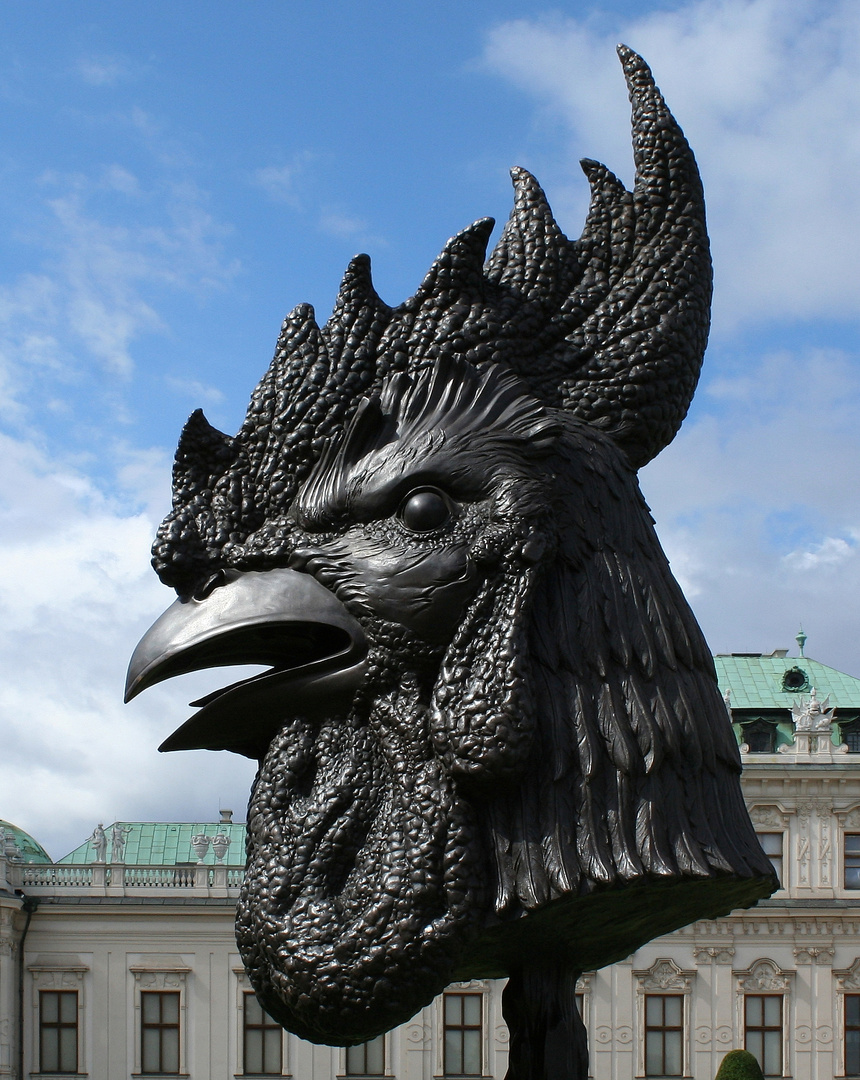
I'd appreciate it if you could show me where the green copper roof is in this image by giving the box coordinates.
[0,819,52,864]
[57,821,246,866]
[715,652,860,712]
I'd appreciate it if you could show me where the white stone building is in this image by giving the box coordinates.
[2,643,860,1080]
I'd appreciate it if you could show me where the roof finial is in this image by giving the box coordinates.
[796,625,807,657]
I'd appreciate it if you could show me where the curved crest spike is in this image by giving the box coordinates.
[411,217,495,309]
[485,167,574,303]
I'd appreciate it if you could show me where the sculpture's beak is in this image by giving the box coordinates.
[125,568,367,759]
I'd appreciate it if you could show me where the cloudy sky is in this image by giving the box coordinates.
[1,0,858,859]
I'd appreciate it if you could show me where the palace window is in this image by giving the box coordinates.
[39,989,78,1074]
[846,995,860,1076]
[744,994,782,1076]
[644,994,683,1076]
[842,718,860,753]
[141,991,180,1074]
[243,992,283,1075]
[345,1035,385,1076]
[743,719,776,753]
[757,833,783,888]
[443,992,482,1076]
[846,835,860,889]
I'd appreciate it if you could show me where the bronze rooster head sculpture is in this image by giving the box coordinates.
[127,46,776,1075]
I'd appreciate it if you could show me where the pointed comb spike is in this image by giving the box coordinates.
[331,253,381,317]
[616,44,701,226]
[485,165,572,299]
[175,409,233,470]
[413,217,495,304]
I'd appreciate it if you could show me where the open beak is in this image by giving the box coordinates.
[125,568,367,759]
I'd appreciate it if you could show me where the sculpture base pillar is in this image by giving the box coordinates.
[502,966,588,1080]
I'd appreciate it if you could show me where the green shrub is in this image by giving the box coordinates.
[715,1049,765,1080]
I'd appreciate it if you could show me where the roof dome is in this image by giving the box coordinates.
[0,819,51,864]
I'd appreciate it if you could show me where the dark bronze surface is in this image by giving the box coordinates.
[127,46,776,1079]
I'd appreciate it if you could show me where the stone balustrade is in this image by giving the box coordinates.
[1,855,244,897]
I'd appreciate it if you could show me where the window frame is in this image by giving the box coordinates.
[440,989,485,1078]
[140,991,181,1075]
[846,993,860,1077]
[39,988,79,1074]
[742,718,777,753]
[242,992,284,1076]
[633,959,694,1079]
[743,993,783,1077]
[233,966,288,1078]
[643,993,684,1077]
[29,963,88,1079]
[130,962,190,1078]
[840,717,860,752]
[756,832,784,891]
[845,833,860,890]
[343,1034,386,1076]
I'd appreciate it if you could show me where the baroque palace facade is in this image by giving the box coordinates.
[2,644,860,1080]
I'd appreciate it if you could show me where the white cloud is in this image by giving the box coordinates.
[164,375,226,407]
[0,433,254,860]
[318,207,370,241]
[0,170,239,428]
[76,55,127,87]
[253,153,316,206]
[783,534,859,572]
[640,345,860,675]
[482,0,860,329]
[0,133,250,855]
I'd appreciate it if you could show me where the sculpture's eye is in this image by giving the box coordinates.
[398,488,451,533]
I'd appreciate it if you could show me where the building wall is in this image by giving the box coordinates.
[4,731,860,1079]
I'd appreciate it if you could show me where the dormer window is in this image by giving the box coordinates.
[841,718,860,753]
[743,719,777,753]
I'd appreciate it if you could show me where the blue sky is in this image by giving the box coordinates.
[1,0,859,858]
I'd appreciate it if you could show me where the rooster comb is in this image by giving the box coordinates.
[154,45,711,592]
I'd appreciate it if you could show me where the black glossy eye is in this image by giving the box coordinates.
[398,488,451,532]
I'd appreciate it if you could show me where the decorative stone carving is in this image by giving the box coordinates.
[817,801,833,886]
[694,945,735,965]
[90,823,107,862]
[211,831,231,862]
[794,945,834,965]
[748,805,787,828]
[633,957,695,991]
[191,834,211,863]
[798,802,813,885]
[793,688,835,731]
[735,958,792,992]
[406,1023,429,1045]
[835,957,860,990]
[110,823,132,862]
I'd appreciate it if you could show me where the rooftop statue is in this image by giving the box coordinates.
[127,46,777,1079]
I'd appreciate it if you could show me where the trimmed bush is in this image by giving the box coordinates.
[715,1049,766,1080]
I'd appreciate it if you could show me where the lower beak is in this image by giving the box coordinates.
[125,568,367,759]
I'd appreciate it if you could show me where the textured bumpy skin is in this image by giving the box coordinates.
[131,47,776,1059]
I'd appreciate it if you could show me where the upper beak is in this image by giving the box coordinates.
[125,568,367,759]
